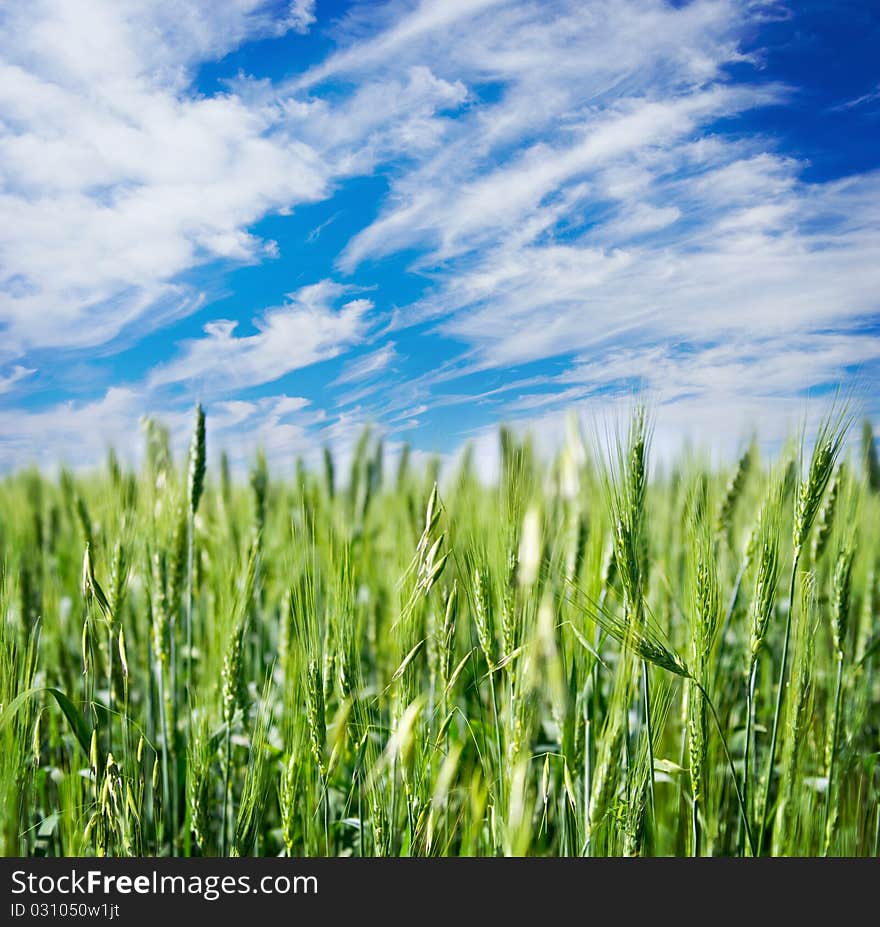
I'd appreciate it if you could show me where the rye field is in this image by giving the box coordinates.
[1,406,878,857]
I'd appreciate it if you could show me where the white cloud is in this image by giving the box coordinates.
[341,88,772,269]
[3,1,315,91]
[207,392,323,471]
[833,83,880,112]
[0,364,36,394]
[332,342,398,385]
[293,0,877,454]
[0,1,333,357]
[0,386,324,473]
[292,0,510,91]
[284,1,317,35]
[417,166,880,371]
[334,0,765,269]
[0,387,150,471]
[149,280,374,392]
[251,63,470,176]
[498,335,880,418]
[0,1,482,361]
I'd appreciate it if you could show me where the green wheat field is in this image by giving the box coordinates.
[1,405,878,857]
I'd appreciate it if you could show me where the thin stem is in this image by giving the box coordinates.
[322,773,330,856]
[183,514,195,857]
[358,772,364,858]
[744,660,757,823]
[721,558,747,641]
[186,514,194,705]
[167,604,179,856]
[758,556,799,855]
[693,678,756,856]
[873,799,879,858]
[692,797,700,857]
[582,726,591,856]
[822,656,844,856]
[488,668,504,819]
[155,658,170,854]
[221,723,232,856]
[641,659,656,835]
[107,624,114,757]
[390,754,397,855]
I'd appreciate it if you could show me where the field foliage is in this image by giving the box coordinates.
[1,408,878,857]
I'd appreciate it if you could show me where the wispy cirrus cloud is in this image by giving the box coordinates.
[332,342,399,386]
[149,281,374,393]
[0,0,877,472]
[832,83,880,112]
[0,364,36,395]
[418,167,880,367]
[310,1,878,447]
[291,0,510,92]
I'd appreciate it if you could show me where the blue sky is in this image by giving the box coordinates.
[0,0,878,473]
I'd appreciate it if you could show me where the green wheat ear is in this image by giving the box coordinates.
[187,403,206,517]
[716,441,755,540]
[812,462,843,562]
[794,404,852,558]
[748,476,783,664]
[565,581,690,678]
[862,419,880,493]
